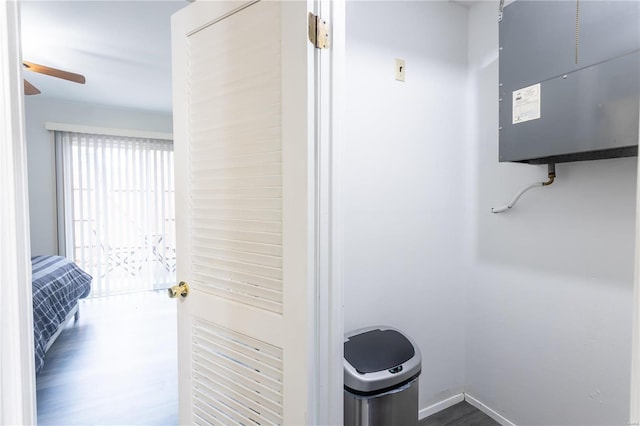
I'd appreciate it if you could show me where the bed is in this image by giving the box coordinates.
[32,255,92,374]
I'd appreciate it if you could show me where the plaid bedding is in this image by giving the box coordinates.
[32,255,92,374]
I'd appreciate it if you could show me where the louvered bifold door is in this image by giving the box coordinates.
[171,1,311,424]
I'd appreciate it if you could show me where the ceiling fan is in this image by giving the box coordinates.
[23,61,86,95]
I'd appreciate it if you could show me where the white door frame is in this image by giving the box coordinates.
[312,0,345,424]
[630,98,640,425]
[0,0,37,424]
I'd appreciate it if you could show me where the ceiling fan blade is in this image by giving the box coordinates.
[24,79,41,95]
[23,61,86,84]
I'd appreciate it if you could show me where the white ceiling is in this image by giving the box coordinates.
[20,1,187,113]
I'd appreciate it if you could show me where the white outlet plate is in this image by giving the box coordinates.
[395,58,405,82]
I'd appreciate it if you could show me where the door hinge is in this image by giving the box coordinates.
[308,12,329,49]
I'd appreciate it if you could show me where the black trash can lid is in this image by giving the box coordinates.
[344,328,415,374]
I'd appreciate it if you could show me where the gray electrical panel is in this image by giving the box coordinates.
[499,0,639,164]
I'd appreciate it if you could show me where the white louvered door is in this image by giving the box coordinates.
[171,1,312,424]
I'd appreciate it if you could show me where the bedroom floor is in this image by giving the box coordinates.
[36,290,178,425]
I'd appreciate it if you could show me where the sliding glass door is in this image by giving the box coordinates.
[56,131,175,298]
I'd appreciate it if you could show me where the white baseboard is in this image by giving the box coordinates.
[418,393,465,420]
[465,393,517,426]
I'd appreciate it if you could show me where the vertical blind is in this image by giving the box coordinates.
[56,131,176,298]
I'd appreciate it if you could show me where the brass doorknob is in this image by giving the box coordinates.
[168,281,189,298]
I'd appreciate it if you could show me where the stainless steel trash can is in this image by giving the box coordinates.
[344,326,421,426]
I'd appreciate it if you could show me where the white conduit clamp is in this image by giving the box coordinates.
[491,164,556,213]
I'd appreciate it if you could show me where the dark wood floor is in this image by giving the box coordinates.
[420,401,500,426]
[36,290,178,425]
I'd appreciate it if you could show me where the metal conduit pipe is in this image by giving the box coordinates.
[491,163,556,213]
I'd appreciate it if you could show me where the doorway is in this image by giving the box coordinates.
[20,1,186,423]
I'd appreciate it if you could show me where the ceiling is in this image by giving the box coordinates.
[20,1,187,113]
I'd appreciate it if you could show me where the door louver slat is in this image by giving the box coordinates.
[192,319,283,425]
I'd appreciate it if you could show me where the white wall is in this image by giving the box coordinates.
[25,97,173,256]
[465,2,635,425]
[344,1,635,423]
[343,1,469,409]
